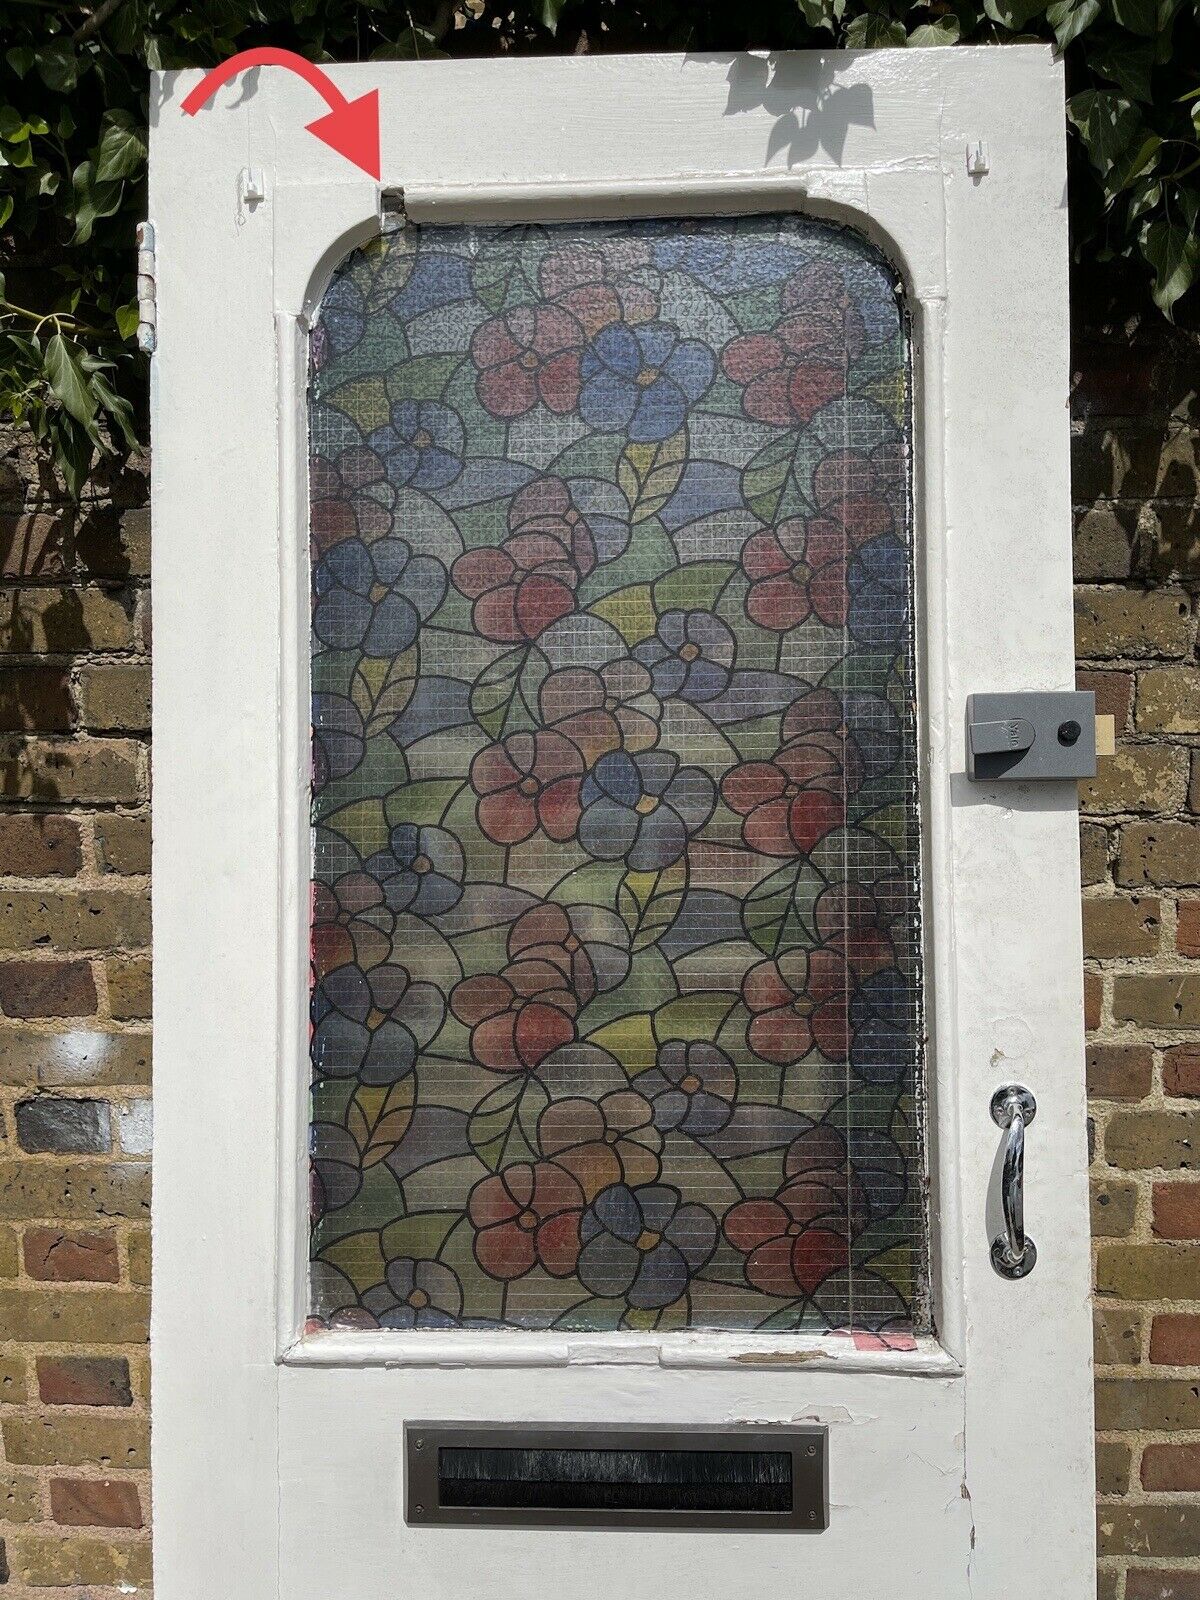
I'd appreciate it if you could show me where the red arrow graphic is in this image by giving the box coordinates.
[181,48,380,180]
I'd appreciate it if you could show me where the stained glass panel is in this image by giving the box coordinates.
[307,214,926,1337]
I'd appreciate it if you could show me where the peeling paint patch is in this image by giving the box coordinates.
[730,1350,824,1366]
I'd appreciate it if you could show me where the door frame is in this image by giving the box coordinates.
[150,45,1094,1600]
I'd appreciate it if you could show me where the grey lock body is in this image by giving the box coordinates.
[965,691,1097,781]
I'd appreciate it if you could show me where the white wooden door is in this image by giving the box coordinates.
[150,46,1095,1600]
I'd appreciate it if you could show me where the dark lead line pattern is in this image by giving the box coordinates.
[307,213,927,1336]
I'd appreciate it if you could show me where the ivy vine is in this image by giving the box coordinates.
[0,0,1197,492]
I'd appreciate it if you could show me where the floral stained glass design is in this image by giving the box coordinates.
[307,214,926,1337]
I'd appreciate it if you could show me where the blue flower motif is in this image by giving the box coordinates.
[633,610,734,703]
[368,401,465,491]
[313,537,446,658]
[578,751,715,871]
[579,321,715,443]
[578,1183,717,1308]
[311,960,445,1087]
[312,692,364,787]
[650,230,735,281]
[651,227,806,295]
[364,824,464,918]
[847,536,908,649]
[361,1258,463,1329]
[849,968,909,1084]
[321,276,366,355]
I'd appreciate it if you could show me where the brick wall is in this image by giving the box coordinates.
[1076,311,1200,1600]
[0,430,151,1597]
[0,307,1195,1595]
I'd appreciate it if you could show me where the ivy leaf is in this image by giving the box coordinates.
[44,333,97,430]
[91,371,140,450]
[0,106,32,143]
[1141,197,1200,319]
[1045,0,1100,47]
[908,16,961,41]
[48,412,95,499]
[982,0,1049,29]
[369,28,450,60]
[1109,133,1163,197]
[539,0,566,32]
[115,302,140,340]
[1091,38,1154,102]
[1067,89,1140,177]
[71,161,123,245]
[95,111,148,183]
[0,196,12,229]
[1110,0,1157,34]
[795,0,840,28]
[37,39,78,93]
[844,9,908,44]
[1126,176,1162,227]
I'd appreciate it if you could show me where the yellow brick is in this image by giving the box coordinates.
[105,957,151,1021]
[0,588,135,653]
[1,1471,42,1523]
[2,1412,149,1468]
[11,1532,152,1588]
[0,1159,150,1221]
[0,1221,17,1275]
[0,1285,149,1344]
[127,1225,150,1286]
[1137,666,1200,734]
[0,1350,28,1404]
[0,890,150,953]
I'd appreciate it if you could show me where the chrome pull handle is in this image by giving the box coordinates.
[990,1084,1037,1280]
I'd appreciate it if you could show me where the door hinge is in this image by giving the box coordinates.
[136,220,156,354]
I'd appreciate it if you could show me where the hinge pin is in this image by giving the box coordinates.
[135,220,156,355]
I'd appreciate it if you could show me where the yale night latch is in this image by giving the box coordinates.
[965,691,1100,782]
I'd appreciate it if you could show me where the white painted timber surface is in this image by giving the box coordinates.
[150,46,1094,1600]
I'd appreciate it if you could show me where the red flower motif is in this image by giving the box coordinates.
[311,872,391,980]
[450,903,621,1075]
[468,1161,585,1279]
[742,888,895,1064]
[538,241,659,339]
[470,731,584,847]
[739,448,896,632]
[470,305,585,419]
[309,448,390,558]
[451,478,596,644]
[780,263,868,350]
[450,970,575,1076]
[780,687,881,797]
[721,738,844,858]
[539,660,659,766]
[720,264,867,429]
[723,1126,868,1297]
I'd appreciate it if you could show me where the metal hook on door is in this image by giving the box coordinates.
[990,1085,1037,1280]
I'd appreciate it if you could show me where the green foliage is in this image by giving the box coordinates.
[1,0,1197,492]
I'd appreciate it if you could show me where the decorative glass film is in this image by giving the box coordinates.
[307,214,926,1337]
